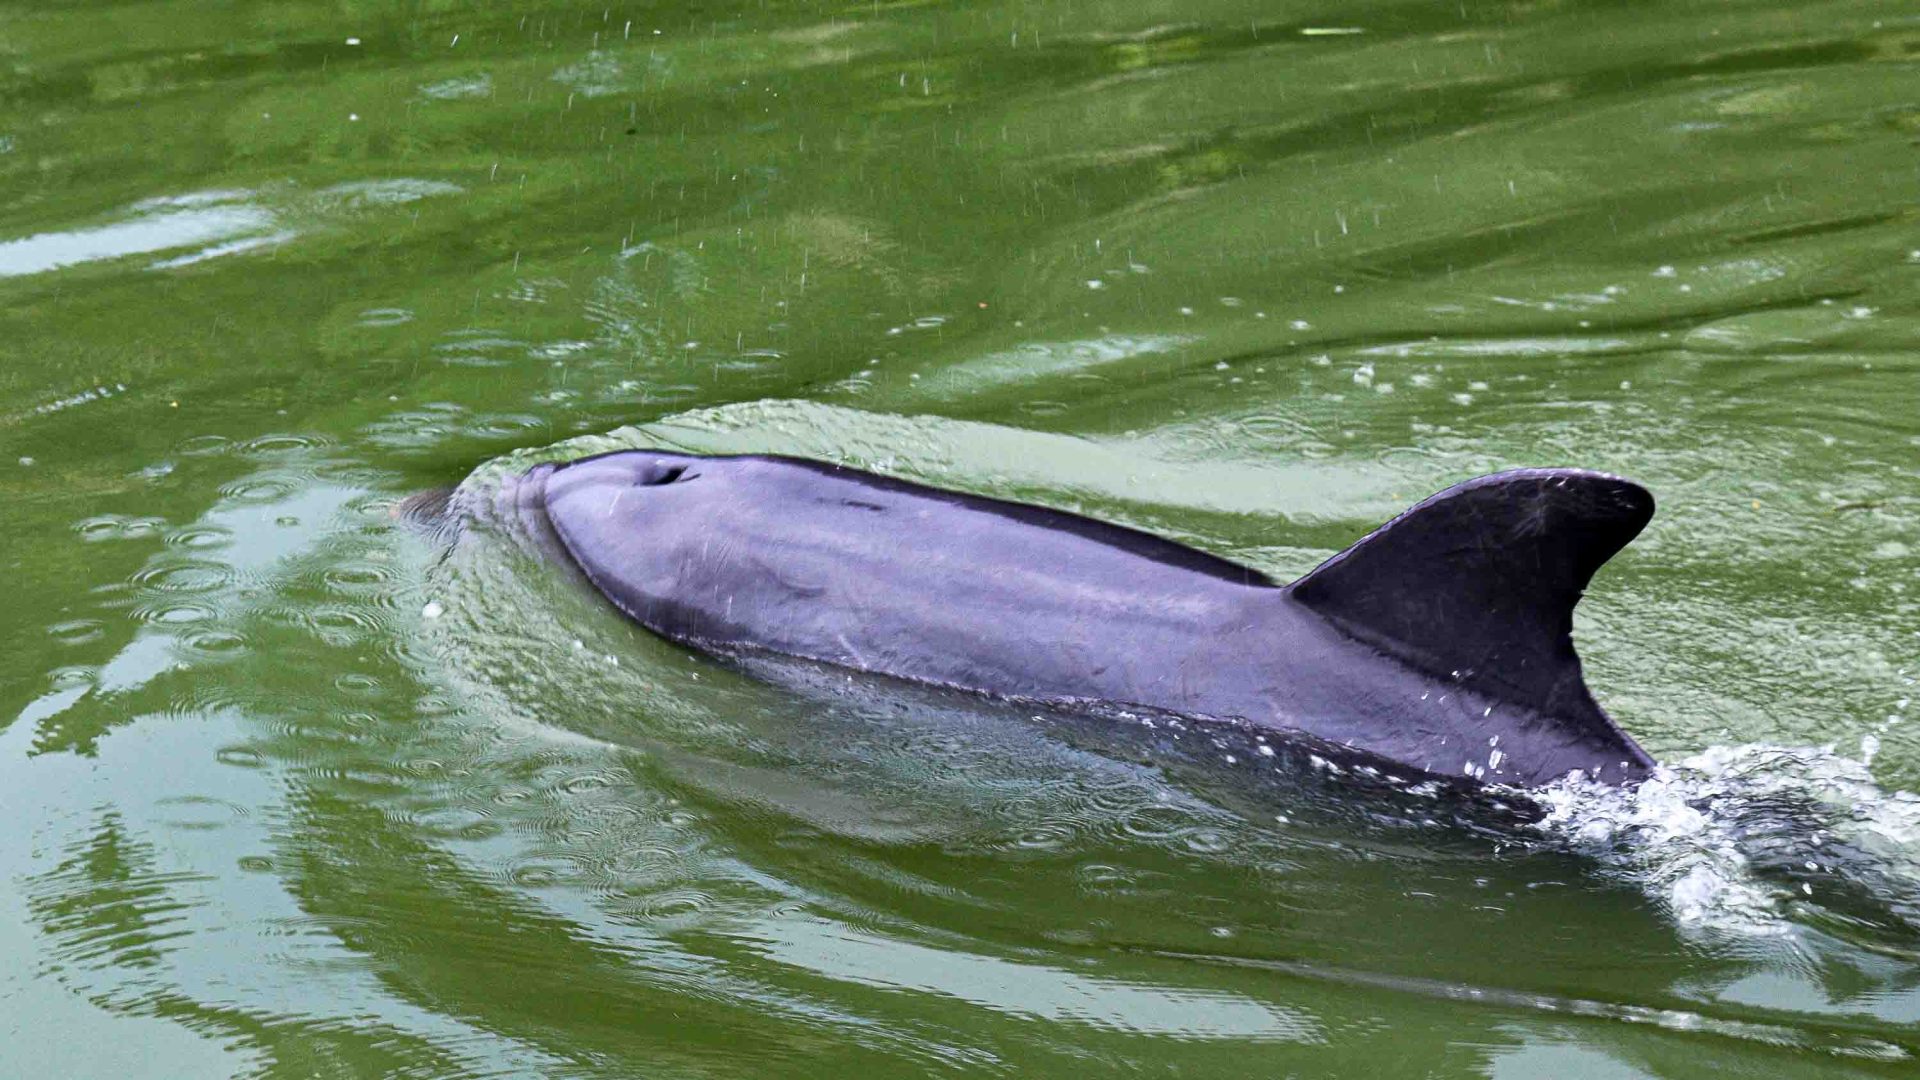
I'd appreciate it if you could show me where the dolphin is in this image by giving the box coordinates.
[461,451,1657,788]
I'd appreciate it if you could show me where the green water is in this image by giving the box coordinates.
[5,0,1920,1075]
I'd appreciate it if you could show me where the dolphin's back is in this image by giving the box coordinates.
[539,452,1268,703]
[527,450,1656,786]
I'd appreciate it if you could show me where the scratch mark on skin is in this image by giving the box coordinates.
[836,632,867,667]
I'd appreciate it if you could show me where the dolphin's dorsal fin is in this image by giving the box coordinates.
[1288,469,1653,723]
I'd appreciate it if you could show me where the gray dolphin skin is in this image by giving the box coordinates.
[490,451,1658,788]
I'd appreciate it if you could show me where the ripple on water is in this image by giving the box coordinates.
[1117,800,1212,843]
[1233,412,1337,454]
[263,716,368,752]
[333,672,384,697]
[318,559,402,608]
[434,330,529,368]
[47,665,93,691]
[216,474,301,504]
[153,795,249,831]
[405,804,503,841]
[179,627,248,658]
[1006,824,1073,852]
[1183,829,1233,855]
[75,514,166,542]
[169,680,251,719]
[1077,862,1139,890]
[558,772,617,796]
[382,633,437,671]
[355,307,415,327]
[132,560,234,593]
[47,618,105,645]
[619,888,715,926]
[27,861,204,972]
[470,413,548,439]
[502,854,589,889]
[238,432,333,456]
[362,401,468,431]
[299,605,388,645]
[214,745,267,768]
[130,599,219,625]
[175,434,231,456]
[165,524,234,550]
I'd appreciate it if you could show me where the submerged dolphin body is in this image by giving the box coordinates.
[476,452,1657,787]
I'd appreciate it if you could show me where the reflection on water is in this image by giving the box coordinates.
[3,0,1919,1075]
[750,916,1319,1041]
[0,193,273,278]
[0,181,460,279]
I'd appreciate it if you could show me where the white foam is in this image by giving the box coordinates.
[1532,744,1920,938]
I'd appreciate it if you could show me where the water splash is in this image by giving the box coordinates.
[1533,744,1920,946]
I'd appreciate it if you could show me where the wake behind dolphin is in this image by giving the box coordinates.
[435,450,1656,788]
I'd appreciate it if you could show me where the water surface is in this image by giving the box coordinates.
[4,1,1919,1076]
